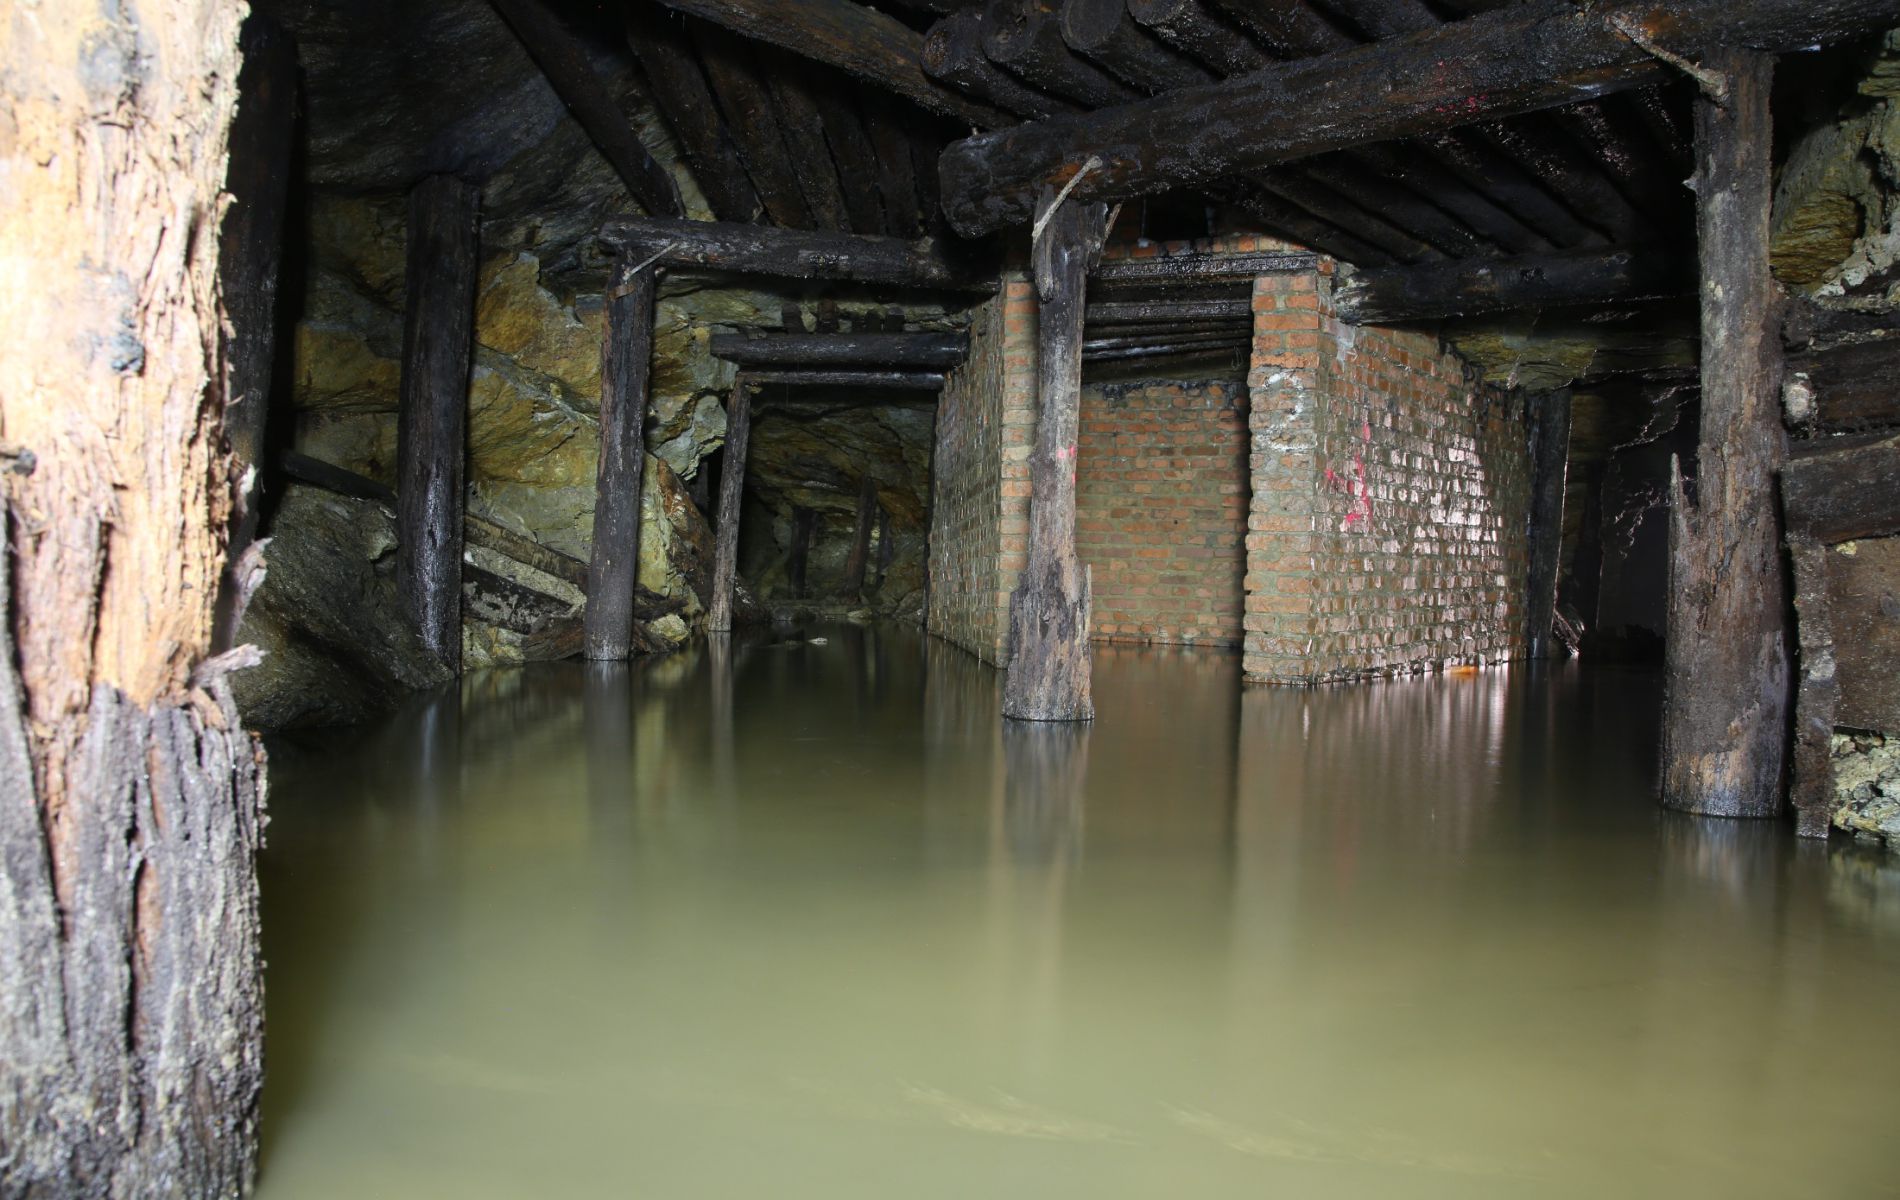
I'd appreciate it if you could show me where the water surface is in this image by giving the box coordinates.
[258,625,1900,1198]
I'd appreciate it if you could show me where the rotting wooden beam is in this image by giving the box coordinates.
[1083,337,1248,362]
[1003,187,1112,722]
[810,88,888,234]
[708,376,755,632]
[1333,246,1688,323]
[843,474,879,599]
[1091,248,1318,282]
[982,0,1140,108]
[490,0,683,218]
[623,7,763,222]
[397,175,480,671]
[1204,0,1351,57]
[1059,0,1214,92]
[1416,130,1605,248]
[748,369,949,390]
[1254,170,1443,261]
[1082,327,1248,352]
[1085,296,1252,323]
[650,0,1009,126]
[1660,49,1789,820]
[1782,434,1900,545]
[1345,143,1552,256]
[760,50,853,231]
[1127,0,1271,76]
[597,216,993,289]
[1524,386,1572,658]
[709,330,968,368]
[691,24,812,227]
[863,105,925,239]
[1210,183,1396,265]
[924,9,1080,121]
[937,0,1900,236]
[1298,155,1490,258]
[585,257,656,660]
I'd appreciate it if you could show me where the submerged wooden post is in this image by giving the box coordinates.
[1003,187,1112,722]
[708,376,756,632]
[397,174,480,670]
[843,474,879,599]
[1524,386,1572,658]
[585,256,657,659]
[1660,50,1790,818]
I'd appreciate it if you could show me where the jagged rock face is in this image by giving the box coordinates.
[1834,731,1900,847]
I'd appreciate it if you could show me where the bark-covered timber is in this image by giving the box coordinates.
[1296,156,1489,258]
[1083,337,1249,362]
[1781,434,1900,544]
[807,89,886,234]
[708,378,755,632]
[924,10,1080,122]
[1204,0,1351,57]
[597,217,993,290]
[1205,183,1395,266]
[863,105,925,239]
[1003,190,1112,722]
[397,175,481,671]
[758,51,853,232]
[981,0,1140,108]
[490,0,684,219]
[623,7,764,223]
[842,474,880,598]
[1085,297,1253,324]
[690,24,812,228]
[1254,169,1442,262]
[1470,120,1644,245]
[586,260,656,660]
[1091,249,1317,283]
[1333,247,1688,323]
[1660,50,1789,820]
[1345,143,1552,256]
[709,331,968,368]
[937,0,1900,235]
[651,0,1008,126]
[218,12,297,646]
[0,4,266,1194]
[1524,387,1573,658]
[1058,0,1214,93]
[1126,0,1270,76]
[1082,328,1249,352]
[747,369,949,390]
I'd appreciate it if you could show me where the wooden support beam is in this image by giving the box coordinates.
[1524,387,1572,658]
[1204,0,1352,57]
[1091,248,1317,282]
[397,175,480,670]
[1255,169,1441,261]
[691,24,812,227]
[938,0,1900,236]
[1127,0,1271,76]
[1298,155,1490,258]
[863,105,925,239]
[1211,183,1396,265]
[651,0,1008,126]
[1085,296,1252,324]
[1783,434,1900,545]
[1470,121,1644,244]
[1333,246,1688,323]
[1346,143,1553,256]
[1660,50,1789,820]
[748,369,948,390]
[924,10,1080,121]
[1784,337,1900,435]
[760,50,853,231]
[843,474,879,598]
[1082,327,1246,352]
[623,7,763,222]
[490,0,683,218]
[1416,131,1605,249]
[982,0,1141,108]
[216,13,296,646]
[710,331,968,368]
[708,377,754,632]
[1003,188,1112,722]
[810,88,888,234]
[1059,0,1214,93]
[1083,337,1248,362]
[597,216,991,289]
[585,258,656,660]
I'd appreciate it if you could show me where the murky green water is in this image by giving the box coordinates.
[257,625,1900,1198]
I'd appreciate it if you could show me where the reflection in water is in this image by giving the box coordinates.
[259,631,1900,1199]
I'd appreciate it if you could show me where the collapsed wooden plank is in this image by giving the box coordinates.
[650,0,1008,126]
[597,216,993,290]
[1332,246,1688,323]
[938,0,1900,235]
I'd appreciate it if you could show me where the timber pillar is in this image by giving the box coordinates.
[585,256,657,660]
[1660,50,1791,818]
[708,375,756,632]
[1002,186,1112,721]
[396,174,480,671]
[1524,387,1573,658]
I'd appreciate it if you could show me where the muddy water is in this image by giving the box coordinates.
[257,625,1900,1198]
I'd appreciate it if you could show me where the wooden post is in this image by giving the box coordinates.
[1003,189,1112,722]
[843,474,879,598]
[397,174,480,670]
[1660,50,1790,818]
[1524,386,1572,659]
[708,377,755,631]
[790,506,816,597]
[585,257,656,660]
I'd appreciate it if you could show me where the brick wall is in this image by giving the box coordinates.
[1243,268,1533,684]
[1076,377,1249,646]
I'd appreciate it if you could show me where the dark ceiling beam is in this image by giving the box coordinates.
[1331,246,1690,323]
[748,369,948,390]
[924,10,1080,120]
[623,8,762,223]
[646,0,1009,127]
[981,0,1141,108]
[1254,170,1442,261]
[1469,120,1644,243]
[709,331,968,367]
[1059,0,1214,93]
[489,0,683,217]
[1126,0,1271,75]
[1210,183,1396,265]
[1413,130,1603,248]
[809,88,888,235]
[938,0,1900,235]
[1298,155,1488,258]
[759,50,853,231]
[1204,0,1352,57]
[597,216,993,290]
[1091,247,1318,281]
[1347,143,1551,254]
[863,106,925,239]
[691,24,813,227]
[1086,296,1253,323]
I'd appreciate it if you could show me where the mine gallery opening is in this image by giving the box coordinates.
[6,0,1900,1195]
